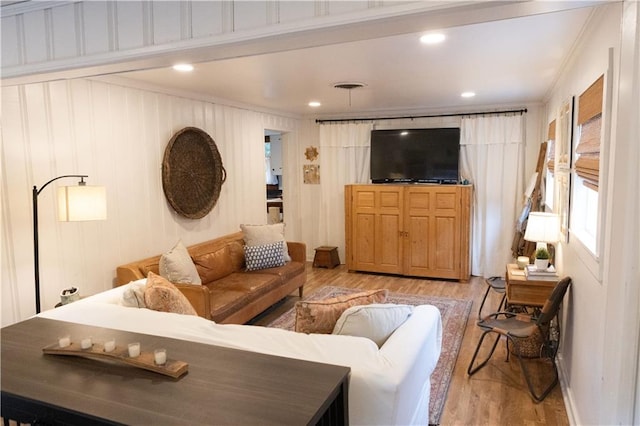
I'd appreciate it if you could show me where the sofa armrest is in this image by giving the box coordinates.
[115,266,145,287]
[287,241,307,263]
[175,284,212,320]
[378,305,442,425]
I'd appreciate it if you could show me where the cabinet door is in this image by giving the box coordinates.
[404,186,461,279]
[347,185,403,274]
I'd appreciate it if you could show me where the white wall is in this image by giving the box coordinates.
[544,3,640,424]
[0,79,299,325]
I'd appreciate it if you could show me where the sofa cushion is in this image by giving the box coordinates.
[241,223,291,262]
[244,241,286,271]
[138,260,160,277]
[206,272,281,322]
[159,240,202,285]
[295,289,388,334]
[247,259,305,282]
[121,279,147,308]
[144,272,197,316]
[227,240,246,271]
[193,245,235,284]
[333,304,414,347]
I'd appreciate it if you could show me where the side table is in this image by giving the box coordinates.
[505,263,558,307]
[313,246,340,269]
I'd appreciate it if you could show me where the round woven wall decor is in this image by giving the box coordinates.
[162,127,226,219]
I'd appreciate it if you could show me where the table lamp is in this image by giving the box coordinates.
[524,212,560,264]
[33,175,107,313]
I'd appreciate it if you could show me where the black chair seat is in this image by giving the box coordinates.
[478,314,538,338]
[477,276,507,320]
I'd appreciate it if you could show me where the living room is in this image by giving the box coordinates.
[2,1,639,425]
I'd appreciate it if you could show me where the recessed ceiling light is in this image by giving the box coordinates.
[308,101,321,107]
[420,33,446,44]
[173,64,194,72]
[461,91,476,98]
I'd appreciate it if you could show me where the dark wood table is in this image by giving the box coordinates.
[1,317,349,425]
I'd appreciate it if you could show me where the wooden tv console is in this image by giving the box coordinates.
[345,183,471,281]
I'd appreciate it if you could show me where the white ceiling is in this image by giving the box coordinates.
[116,5,595,119]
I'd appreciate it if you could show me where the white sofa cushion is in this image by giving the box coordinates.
[120,279,147,308]
[333,303,414,347]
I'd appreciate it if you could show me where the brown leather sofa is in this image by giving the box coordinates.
[115,232,306,324]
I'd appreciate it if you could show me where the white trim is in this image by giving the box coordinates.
[557,354,580,425]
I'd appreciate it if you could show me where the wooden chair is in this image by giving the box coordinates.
[467,277,572,402]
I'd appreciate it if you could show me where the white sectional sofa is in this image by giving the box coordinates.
[39,284,443,425]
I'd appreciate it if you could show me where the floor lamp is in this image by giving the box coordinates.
[33,175,107,313]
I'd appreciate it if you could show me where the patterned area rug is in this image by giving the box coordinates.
[266,286,472,426]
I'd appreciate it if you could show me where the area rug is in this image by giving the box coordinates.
[266,286,472,426]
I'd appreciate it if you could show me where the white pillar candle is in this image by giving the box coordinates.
[58,336,71,348]
[154,349,167,366]
[128,342,140,358]
[80,337,92,349]
[103,339,116,353]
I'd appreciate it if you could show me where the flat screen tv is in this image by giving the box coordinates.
[370,127,460,184]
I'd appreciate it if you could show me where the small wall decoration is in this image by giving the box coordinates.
[162,127,226,219]
[305,146,319,162]
[303,165,320,184]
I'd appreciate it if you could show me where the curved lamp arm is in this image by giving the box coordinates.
[33,175,89,314]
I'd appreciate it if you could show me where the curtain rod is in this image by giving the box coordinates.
[315,107,528,124]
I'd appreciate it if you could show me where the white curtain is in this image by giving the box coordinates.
[460,114,525,277]
[318,123,373,261]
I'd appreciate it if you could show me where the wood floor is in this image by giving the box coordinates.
[252,263,570,426]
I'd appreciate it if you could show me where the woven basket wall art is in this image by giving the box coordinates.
[162,127,226,219]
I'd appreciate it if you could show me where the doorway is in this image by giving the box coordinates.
[265,129,283,224]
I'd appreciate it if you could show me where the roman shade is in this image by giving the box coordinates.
[575,75,604,191]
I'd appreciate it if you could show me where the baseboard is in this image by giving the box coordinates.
[556,353,579,425]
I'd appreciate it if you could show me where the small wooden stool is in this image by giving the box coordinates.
[313,246,340,269]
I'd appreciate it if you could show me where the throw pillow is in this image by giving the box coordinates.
[294,289,388,334]
[240,223,291,262]
[144,272,197,316]
[244,241,286,271]
[159,240,202,285]
[192,245,235,284]
[121,279,147,308]
[332,304,414,347]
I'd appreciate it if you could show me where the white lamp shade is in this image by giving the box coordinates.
[57,185,107,221]
[524,212,560,244]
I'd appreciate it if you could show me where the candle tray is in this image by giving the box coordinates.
[42,341,188,378]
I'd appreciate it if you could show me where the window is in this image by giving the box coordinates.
[570,75,604,256]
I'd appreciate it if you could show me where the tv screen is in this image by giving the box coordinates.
[370,128,460,184]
